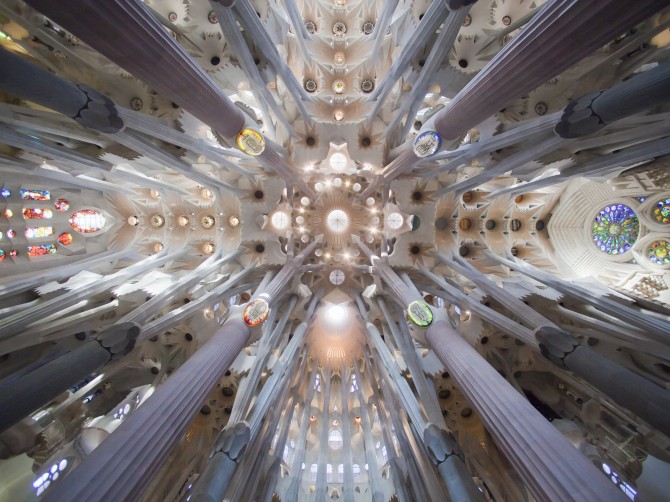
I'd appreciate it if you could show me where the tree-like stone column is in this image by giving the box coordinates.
[0,46,123,133]
[0,322,139,432]
[433,0,669,140]
[536,326,670,437]
[425,320,626,502]
[43,249,315,501]
[25,0,245,138]
[556,62,670,138]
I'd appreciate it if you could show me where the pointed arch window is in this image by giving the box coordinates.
[69,210,106,233]
[329,429,343,450]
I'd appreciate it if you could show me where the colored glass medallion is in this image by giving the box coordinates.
[592,204,639,255]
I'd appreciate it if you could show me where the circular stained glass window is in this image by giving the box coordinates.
[1,188,10,198]
[58,232,73,245]
[53,199,69,212]
[592,204,639,255]
[652,198,670,224]
[647,240,670,265]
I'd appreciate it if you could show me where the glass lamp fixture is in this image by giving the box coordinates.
[332,80,346,95]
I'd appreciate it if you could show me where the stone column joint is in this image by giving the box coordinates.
[212,421,250,463]
[73,84,125,133]
[535,326,579,368]
[554,91,605,139]
[424,423,460,466]
[96,322,140,359]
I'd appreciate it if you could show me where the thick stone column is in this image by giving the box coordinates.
[43,315,252,502]
[536,327,670,437]
[0,323,137,432]
[25,0,245,138]
[556,62,670,138]
[43,251,313,501]
[425,321,626,502]
[433,0,669,140]
[0,46,123,132]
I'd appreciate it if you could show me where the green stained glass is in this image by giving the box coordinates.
[647,240,670,265]
[652,198,670,224]
[592,204,639,255]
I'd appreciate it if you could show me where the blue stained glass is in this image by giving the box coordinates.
[0,188,10,198]
[19,189,50,201]
[592,204,639,255]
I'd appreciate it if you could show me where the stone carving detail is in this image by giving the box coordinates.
[554,91,605,139]
[73,84,124,133]
[96,322,141,359]
[212,421,250,462]
[423,423,460,465]
[535,326,579,368]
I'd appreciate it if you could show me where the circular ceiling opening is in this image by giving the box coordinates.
[327,209,349,233]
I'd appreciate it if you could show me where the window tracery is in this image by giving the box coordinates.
[69,210,105,233]
[592,204,639,255]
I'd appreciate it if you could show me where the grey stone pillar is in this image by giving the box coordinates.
[556,62,670,138]
[433,0,669,140]
[425,320,625,502]
[190,421,251,502]
[0,46,123,132]
[43,315,252,502]
[536,327,670,437]
[25,0,245,138]
[0,323,138,432]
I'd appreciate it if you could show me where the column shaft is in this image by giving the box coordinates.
[425,321,625,502]
[0,341,110,432]
[25,0,245,138]
[43,317,251,502]
[433,0,668,140]
[0,47,122,132]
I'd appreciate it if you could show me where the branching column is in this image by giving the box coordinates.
[43,251,313,501]
[432,0,669,140]
[0,46,123,132]
[25,0,245,138]
[425,321,626,502]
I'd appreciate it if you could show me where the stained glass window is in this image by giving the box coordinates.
[4,209,12,218]
[20,188,50,201]
[0,188,10,198]
[25,227,54,239]
[54,198,70,212]
[69,210,105,233]
[652,198,670,224]
[28,244,56,257]
[9,250,17,258]
[592,204,639,255]
[23,208,53,219]
[6,229,15,239]
[647,240,670,265]
[0,250,4,261]
[58,232,73,245]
